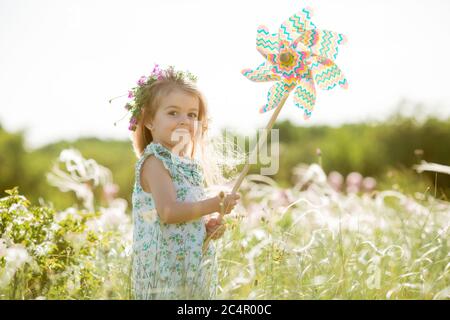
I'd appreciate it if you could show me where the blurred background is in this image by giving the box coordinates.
[1,0,449,209]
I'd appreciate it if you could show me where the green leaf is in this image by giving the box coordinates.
[5,186,19,196]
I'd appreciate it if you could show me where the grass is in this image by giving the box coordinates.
[1,159,448,299]
[213,170,449,299]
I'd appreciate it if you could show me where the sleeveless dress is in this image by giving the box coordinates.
[131,142,218,299]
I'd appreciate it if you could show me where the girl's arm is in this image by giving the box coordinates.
[142,155,221,224]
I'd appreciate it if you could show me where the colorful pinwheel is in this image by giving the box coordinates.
[207,8,349,252]
[230,7,348,194]
[242,7,348,119]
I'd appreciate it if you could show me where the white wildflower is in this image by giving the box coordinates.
[54,207,81,223]
[5,245,32,268]
[64,232,87,252]
[8,203,28,214]
[100,205,130,229]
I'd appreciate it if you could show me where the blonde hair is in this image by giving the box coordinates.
[131,68,237,188]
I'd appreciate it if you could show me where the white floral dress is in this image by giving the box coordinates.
[131,142,217,299]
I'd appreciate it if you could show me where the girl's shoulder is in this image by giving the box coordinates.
[141,142,201,168]
[142,142,171,159]
[137,142,204,184]
[137,142,174,174]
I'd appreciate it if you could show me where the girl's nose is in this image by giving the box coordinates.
[179,114,189,125]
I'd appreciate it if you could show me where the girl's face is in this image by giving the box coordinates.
[146,88,201,156]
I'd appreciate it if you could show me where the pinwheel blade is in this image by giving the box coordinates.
[306,56,348,90]
[293,75,316,119]
[260,80,291,113]
[294,29,346,61]
[279,7,316,43]
[256,25,279,57]
[242,61,280,82]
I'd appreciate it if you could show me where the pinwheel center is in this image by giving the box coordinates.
[280,52,295,67]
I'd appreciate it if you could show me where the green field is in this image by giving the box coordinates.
[1,155,448,299]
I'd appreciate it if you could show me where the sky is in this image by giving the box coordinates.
[1,0,450,151]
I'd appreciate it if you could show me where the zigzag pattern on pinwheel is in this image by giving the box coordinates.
[288,15,305,34]
[322,31,333,59]
[293,79,316,119]
[309,30,345,61]
[282,9,316,37]
[307,56,323,69]
[256,26,279,55]
[260,81,288,113]
[296,30,319,50]
[294,8,316,30]
[279,24,294,42]
[301,7,315,24]
[241,62,280,82]
[315,77,347,90]
[313,64,347,90]
[280,16,304,44]
[307,55,347,90]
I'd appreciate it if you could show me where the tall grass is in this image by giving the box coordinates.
[216,166,449,299]
[1,150,448,299]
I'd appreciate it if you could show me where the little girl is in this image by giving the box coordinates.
[127,64,240,299]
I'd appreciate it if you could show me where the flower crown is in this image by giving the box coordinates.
[117,64,198,131]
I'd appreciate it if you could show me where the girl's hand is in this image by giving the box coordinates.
[217,192,240,215]
[205,215,226,240]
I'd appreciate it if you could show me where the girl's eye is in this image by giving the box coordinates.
[168,111,197,118]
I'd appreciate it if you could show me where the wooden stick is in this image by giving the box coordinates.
[231,94,289,194]
[202,95,289,256]
[202,191,225,254]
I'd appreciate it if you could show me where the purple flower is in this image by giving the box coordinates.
[345,172,363,194]
[128,117,138,131]
[128,90,134,98]
[137,76,147,86]
[362,177,377,193]
[328,171,343,192]
[151,64,165,80]
[152,64,161,75]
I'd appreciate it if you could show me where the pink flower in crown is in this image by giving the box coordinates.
[151,64,164,80]
[137,76,147,86]
[128,90,134,98]
[151,64,161,75]
[128,117,138,130]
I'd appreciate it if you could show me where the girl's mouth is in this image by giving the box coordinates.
[174,128,190,134]
[171,128,192,142]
